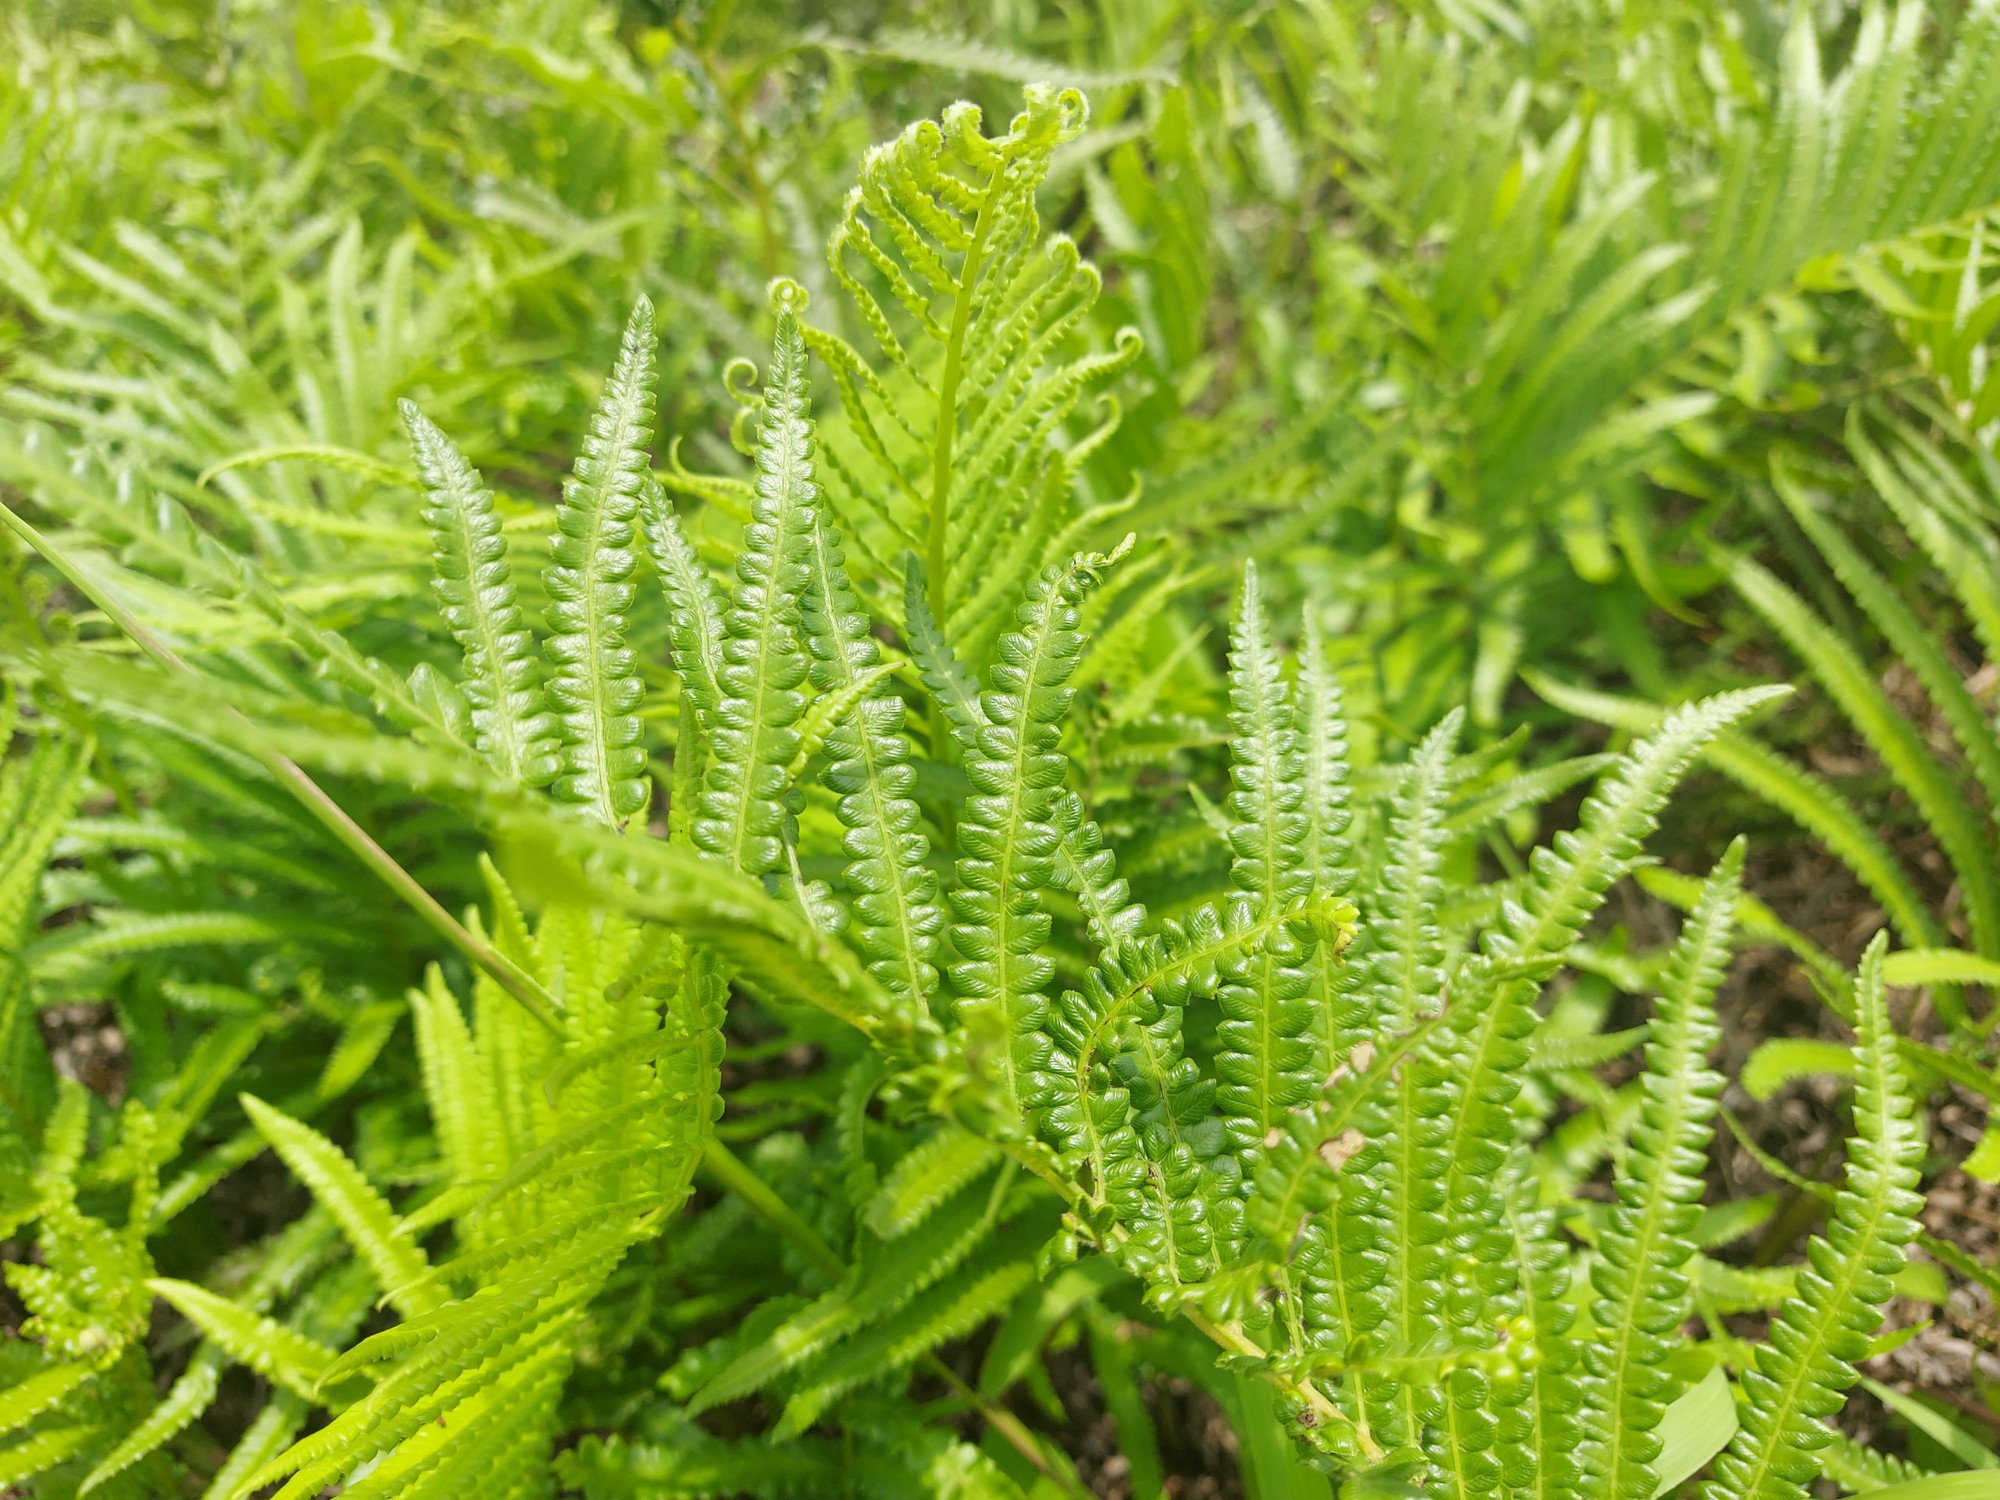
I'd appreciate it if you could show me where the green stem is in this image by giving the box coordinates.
[1181,1303,1381,1462]
[0,499,565,1038]
[699,1138,844,1279]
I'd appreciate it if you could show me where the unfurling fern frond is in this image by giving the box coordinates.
[1584,839,1739,1500]
[545,296,657,828]
[1702,934,1924,1500]
[809,84,1141,644]
[403,400,558,788]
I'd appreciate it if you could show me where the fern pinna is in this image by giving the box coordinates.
[0,83,1953,1499]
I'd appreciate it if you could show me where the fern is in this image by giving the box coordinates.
[546,297,657,828]
[695,288,819,877]
[1584,839,1739,1499]
[1214,565,1320,1165]
[403,400,559,788]
[1702,936,1925,1499]
[949,547,1119,1126]
[807,84,1141,649]
[2,53,1983,1497]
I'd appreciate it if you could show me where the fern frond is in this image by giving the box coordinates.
[1772,458,2000,826]
[696,289,819,878]
[949,547,1119,1126]
[1702,935,1924,1500]
[248,1226,632,1500]
[1213,566,1321,1165]
[902,553,985,749]
[1049,789,1146,950]
[800,501,942,1007]
[1585,839,1739,1500]
[76,1345,225,1494]
[813,84,1137,635]
[688,1164,1008,1414]
[1816,1425,1933,1491]
[774,1232,1038,1439]
[1730,553,1998,954]
[546,296,657,827]
[1438,687,1784,1221]
[1525,669,1939,949]
[0,730,87,1166]
[1296,615,1358,1052]
[238,1094,440,1319]
[1407,689,1775,1489]
[1501,1162,1586,1500]
[402,399,557,787]
[640,476,727,735]
[143,1280,338,1404]
[1037,897,1337,1227]
[1848,410,2000,666]
[866,1127,1002,1242]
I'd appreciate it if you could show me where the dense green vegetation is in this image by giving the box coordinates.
[4,2,2000,1495]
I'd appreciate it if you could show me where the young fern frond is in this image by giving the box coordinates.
[1350,709,1458,1451]
[1702,935,1924,1500]
[639,476,727,735]
[546,296,657,827]
[799,499,942,1007]
[1216,565,1319,1165]
[696,288,819,878]
[1296,615,1358,1062]
[1585,838,1740,1500]
[810,85,1141,634]
[949,545,1123,1126]
[402,400,557,788]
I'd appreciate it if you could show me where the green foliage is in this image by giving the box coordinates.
[1703,938,1926,1499]
[3,8,1997,1495]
